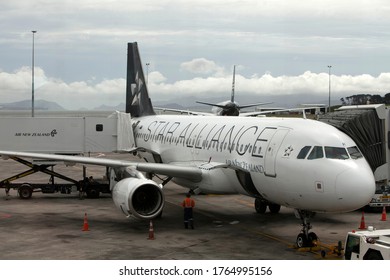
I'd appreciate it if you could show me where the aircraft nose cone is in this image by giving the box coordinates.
[335,165,375,211]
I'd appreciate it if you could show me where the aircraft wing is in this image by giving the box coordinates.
[240,107,320,117]
[154,107,214,116]
[238,102,273,109]
[240,110,282,117]
[0,150,202,182]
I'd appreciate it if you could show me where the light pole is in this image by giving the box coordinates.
[32,30,37,117]
[146,62,150,85]
[328,65,332,113]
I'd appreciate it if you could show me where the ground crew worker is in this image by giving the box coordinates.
[181,192,195,229]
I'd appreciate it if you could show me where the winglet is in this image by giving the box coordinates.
[125,42,155,117]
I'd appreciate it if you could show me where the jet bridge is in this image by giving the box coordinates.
[319,104,387,175]
[0,111,135,198]
[319,104,390,207]
[0,111,135,154]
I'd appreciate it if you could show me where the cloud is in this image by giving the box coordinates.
[0,67,125,109]
[148,69,390,102]
[148,71,167,84]
[0,67,31,94]
[1,66,390,109]
[180,58,224,75]
[2,0,390,86]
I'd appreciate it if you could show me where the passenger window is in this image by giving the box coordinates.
[348,146,363,159]
[96,124,103,131]
[325,147,349,159]
[297,146,311,159]
[307,146,323,160]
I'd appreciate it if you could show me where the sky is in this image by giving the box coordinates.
[1,0,390,110]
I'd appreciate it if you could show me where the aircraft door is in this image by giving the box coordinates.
[264,129,289,177]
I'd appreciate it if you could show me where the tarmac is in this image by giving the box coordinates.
[0,153,389,260]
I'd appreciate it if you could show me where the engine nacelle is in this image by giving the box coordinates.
[112,177,164,220]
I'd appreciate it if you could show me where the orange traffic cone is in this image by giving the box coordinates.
[381,206,387,221]
[147,220,155,240]
[82,212,90,231]
[359,211,367,229]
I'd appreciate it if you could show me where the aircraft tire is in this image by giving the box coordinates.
[296,233,308,248]
[255,198,267,214]
[308,232,318,246]
[86,187,100,199]
[268,203,281,213]
[18,184,33,199]
[296,232,318,248]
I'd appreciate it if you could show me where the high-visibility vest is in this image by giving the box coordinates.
[182,197,195,208]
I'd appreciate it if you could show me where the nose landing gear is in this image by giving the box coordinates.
[295,209,318,248]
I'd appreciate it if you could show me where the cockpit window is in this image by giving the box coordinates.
[298,145,362,160]
[348,146,363,159]
[307,146,324,160]
[297,146,311,159]
[325,146,349,160]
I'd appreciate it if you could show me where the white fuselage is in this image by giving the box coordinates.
[133,114,375,213]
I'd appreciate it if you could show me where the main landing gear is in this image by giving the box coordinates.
[254,198,281,214]
[295,209,318,248]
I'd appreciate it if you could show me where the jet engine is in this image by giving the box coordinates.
[112,177,164,220]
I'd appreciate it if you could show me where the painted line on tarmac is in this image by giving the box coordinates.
[167,197,292,245]
[235,198,254,207]
[242,225,293,246]
[233,198,343,259]
[246,227,342,259]
[0,212,12,219]
[166,198,295,246]
[166,197,342,259]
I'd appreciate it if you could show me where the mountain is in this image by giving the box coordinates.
[153,93,342,110]
[0,99,66,111]
[92,103,125,111]
[0,99,126,112]
[0,92,342,112]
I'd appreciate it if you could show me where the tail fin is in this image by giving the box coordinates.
[126,42,155,117]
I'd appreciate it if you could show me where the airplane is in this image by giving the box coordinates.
[0,42,375,248]
[155,65,272,116]
[195,65,272,116]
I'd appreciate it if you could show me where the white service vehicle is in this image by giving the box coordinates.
[344,227,390,260]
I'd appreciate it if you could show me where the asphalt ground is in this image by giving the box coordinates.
[0,153,389,260]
